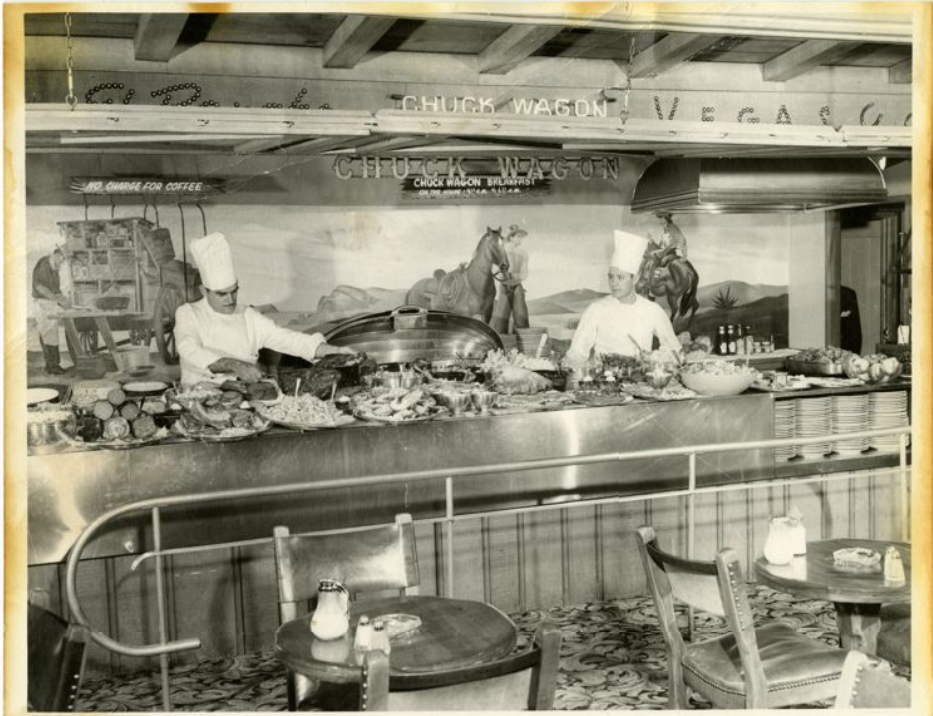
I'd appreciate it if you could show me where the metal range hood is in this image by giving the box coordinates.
[630,157,888,213]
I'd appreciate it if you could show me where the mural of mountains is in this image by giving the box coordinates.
[694,280,787,308]
[527,288,606,315]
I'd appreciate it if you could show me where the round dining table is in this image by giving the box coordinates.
[275,594,518,691]
[754,538,910,654]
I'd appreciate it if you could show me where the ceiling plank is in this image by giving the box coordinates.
[762,39,853,82]
[888,59,911,84]
[134,14,189,62]
[477,24,565,74]
[629,33,724,78]
[323,16,396,68]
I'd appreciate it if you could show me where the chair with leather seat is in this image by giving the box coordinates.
[27,602,89,712]
[272,513,420,711]
[834,649,911,708]
[360,620,561,711]
[876,603,911,666]
[635,525,849,709]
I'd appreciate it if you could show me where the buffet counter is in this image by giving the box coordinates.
[27,379,910,566]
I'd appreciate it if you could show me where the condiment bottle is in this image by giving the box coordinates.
[884,546,906,585]
[744,326,755,354]
[727,325,737,355]
[372,619,391,654]
[354,615,373,652]
[735,325,746,355]
[717,326,728,355]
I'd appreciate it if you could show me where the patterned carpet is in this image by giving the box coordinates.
[76,586,908,712]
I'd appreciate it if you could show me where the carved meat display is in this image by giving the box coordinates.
[278,367,340,399]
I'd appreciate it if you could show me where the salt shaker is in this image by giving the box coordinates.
[372,619,391,655]
[354,615,373,652]
[884,546,906,585]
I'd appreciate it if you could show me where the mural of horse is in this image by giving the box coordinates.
[406,226,510,322]
[637,240,700,329]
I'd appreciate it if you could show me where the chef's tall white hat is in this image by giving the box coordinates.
[610,229,648,275]
[190,232,237,290]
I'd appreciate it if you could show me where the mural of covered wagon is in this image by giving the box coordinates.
[56,217,200,371]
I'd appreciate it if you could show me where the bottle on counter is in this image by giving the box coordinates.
[727,325,737,355]
[735,325,746,355]
[744,325,755,354]
[717,325,728,355]
[883,546,906,585]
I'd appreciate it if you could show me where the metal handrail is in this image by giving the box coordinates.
[65,424,910,658]
[64,423,912,710]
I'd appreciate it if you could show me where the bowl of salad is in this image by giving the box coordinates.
[680,360,758,396]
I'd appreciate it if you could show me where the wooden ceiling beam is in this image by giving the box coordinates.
[629,33,723,78]
[762,39,852,82]
[888,59,911,85]
[323,16,396,68]
[477,24,564,74]
[134,14,190,62]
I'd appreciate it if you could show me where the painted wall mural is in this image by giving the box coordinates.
[26,204,790,355]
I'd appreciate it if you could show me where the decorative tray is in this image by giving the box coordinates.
[571,390,635,407]
[620,382,698,402]
[79,429,170,450]
[785,359,845,377]
[353,407,445,424]
[174,420,272,442]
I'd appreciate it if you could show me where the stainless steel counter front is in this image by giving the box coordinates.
[28,395,774,565]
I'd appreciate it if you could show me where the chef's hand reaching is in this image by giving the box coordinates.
[209,357,264,383]
[315,343,357,358]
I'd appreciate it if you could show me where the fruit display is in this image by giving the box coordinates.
[842,353,902,384]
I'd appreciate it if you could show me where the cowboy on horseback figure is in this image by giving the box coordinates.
[637,213,700,329]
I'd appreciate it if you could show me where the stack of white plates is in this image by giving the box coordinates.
[795,397,832,459]
[869,390,910,452]
[831,394,869,455]
[773,400,797,461]
[515,327,548,356]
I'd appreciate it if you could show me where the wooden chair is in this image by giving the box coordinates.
[27,603,89,712]
[635,525,849,709]
[876,603,911,666]
[272,513,420,710]
[834,650,911,708]
[360,620,561,711]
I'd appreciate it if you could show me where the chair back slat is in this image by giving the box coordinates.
[664,566,727,618]
[274,514,419,617]
[28,603,89,712]
[361,621,560,711]
[835,651,911,709]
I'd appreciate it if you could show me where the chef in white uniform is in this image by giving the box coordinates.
[566,229,681,364]
[174,232,354,384]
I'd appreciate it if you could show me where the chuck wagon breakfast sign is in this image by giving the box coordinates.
[332,155,620,200]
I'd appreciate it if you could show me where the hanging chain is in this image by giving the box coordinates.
[64,13,77,109]
[619,33,636,125]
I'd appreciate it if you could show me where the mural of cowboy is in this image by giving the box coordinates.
[490,224,530,333]
[637,213,700,330]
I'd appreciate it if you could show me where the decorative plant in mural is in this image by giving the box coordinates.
[713,286,739,311]
[405,226,510,323]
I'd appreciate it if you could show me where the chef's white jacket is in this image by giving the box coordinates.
[175,298,325,384]
[566,295,680,364]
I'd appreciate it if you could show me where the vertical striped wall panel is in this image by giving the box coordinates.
[30,468,909,677]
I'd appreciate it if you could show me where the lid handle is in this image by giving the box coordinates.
[391,305,429,330]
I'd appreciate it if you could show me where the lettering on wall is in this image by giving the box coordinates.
[70,177,224,195]
[331,156,620,183]
[41,79,911,126]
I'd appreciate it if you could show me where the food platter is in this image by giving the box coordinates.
[269,414,357,431]
[174,420,272,442]
[26,387,60,405]
[571,390,634,407]
[79,428,170,450]
[786,359,845,377]
[123,380,170,397]
[621,382,698,401]
[353,407,445,424]
[490,391,575,415]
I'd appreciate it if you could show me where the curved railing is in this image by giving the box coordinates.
[65,425,911,710]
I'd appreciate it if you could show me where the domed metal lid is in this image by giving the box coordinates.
[324,305,502,364]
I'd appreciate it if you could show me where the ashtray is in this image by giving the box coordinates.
[377,613,422,638]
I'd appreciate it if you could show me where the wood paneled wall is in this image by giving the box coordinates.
[28,467,907,677]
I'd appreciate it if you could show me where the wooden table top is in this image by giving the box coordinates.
[274,595,517,685]
[754,538,911,604]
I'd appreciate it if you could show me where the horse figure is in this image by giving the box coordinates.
[637,240,700,329]
[406,227,510,323]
